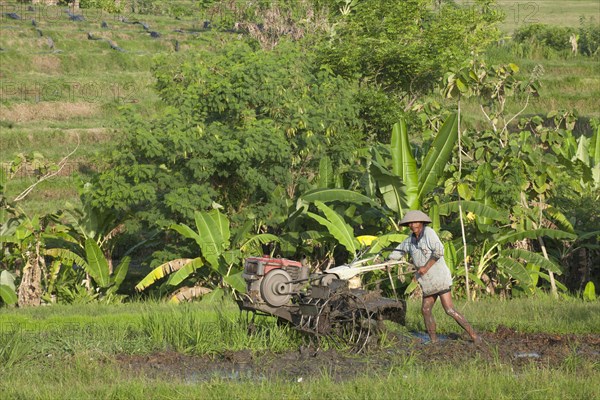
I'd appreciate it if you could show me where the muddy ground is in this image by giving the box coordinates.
[115,326,600,382]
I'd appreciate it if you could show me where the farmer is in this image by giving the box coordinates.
[388,210,482,344]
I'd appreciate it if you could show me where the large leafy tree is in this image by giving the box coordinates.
[315,0,503,140]
[90,40,364,230]
[317,1,502,91]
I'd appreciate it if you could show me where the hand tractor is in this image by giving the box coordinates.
[236,254,413,352]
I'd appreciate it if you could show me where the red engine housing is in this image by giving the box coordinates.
[244,256,303,277]
[242,256,309,305]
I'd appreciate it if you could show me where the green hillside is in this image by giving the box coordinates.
[1,1,214,212]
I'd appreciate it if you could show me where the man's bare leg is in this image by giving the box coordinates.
[439,292,481,343]
[421,294,438,343]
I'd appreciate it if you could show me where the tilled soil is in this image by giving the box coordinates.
[114,326,600,383]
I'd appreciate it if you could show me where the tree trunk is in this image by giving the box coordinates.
[538,236,558,299]
[17,242,44,307]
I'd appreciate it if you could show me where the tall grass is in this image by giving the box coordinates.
[140,304,302,354]
[1,296,597,361]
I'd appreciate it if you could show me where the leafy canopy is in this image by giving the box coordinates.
[91,40,364,229]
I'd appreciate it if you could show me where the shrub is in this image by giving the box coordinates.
[513,23,575,52]
[79,0,124,14]
[578,17,600,56]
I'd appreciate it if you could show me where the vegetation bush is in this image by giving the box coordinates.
[1,0,598,306]
[79,0,123,14]
[514,23,574,52]
[578,16,600,56]
[513,19,599,57]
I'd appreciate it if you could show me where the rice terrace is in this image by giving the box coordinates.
[0,1,599,399]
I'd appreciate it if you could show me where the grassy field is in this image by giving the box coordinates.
[0,0,599,215]
[495,0,600,34]
[0,0,203,213]
[1,297,598,399]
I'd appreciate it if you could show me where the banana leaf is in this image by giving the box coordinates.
[418,113,458,201]
[299,230,331,241]
[45,248,88,269]
[0,284,17,305]
[444,241,458,274]
[391,119,419,209]
[0,270,16,290]
[318,156,334,188]
[240,234,279,253]
[453,268,486,289]
[135,258,197,291]
[232,219,254,248]
[496,256,532,285]
[307,201,359,256]
[526,262,540,289]
[208,209,231,248]
[168,286,212,304]
[575,135,590,164]
[368,233,408,255]
[370,161,406,213]
[222,249,242,265]
[544,206,575,234]
[170,223,201,242]
[495,228,576,245]
[223,270,246,293]
[200,287,225,304]
[108,256,130,295]
[84,239,110,287]
[592,124,600,163]
[0,235,19,244]
[356,235,378,247]
[193,211,224,267]
[359,168,377,198]
[404,280,419,295]
[439,200,507,221]
[299,188,375,206]
[475,163,497,228]
[164,258,204,287]
[575,231,600,241]
[535,270,568,292]
[504,248,563,274]
[583,281,597,301]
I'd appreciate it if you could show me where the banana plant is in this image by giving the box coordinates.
[46,239,130,301]
[573,122,600,190]
[135,208,279,303]
[368,113,458,215]
[493,228,576,290]
[307,201,361,257]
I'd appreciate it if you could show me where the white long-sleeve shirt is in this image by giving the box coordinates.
[389,226,453,296]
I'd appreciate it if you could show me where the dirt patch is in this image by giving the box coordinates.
[0,102,100,122]
[64,127,113,143]
[114,328,600,383]
[31,55,62,74]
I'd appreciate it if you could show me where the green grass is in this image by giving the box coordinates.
[1,296,598,357]
[0,357,597,399]
[495,0,600,35]
[0,297,599,399]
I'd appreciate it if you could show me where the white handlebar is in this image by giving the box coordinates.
[324,259,415,280]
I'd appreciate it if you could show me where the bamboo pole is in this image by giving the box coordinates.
[457,97,471,301]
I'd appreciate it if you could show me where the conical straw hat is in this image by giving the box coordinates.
[398,210,432,226]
